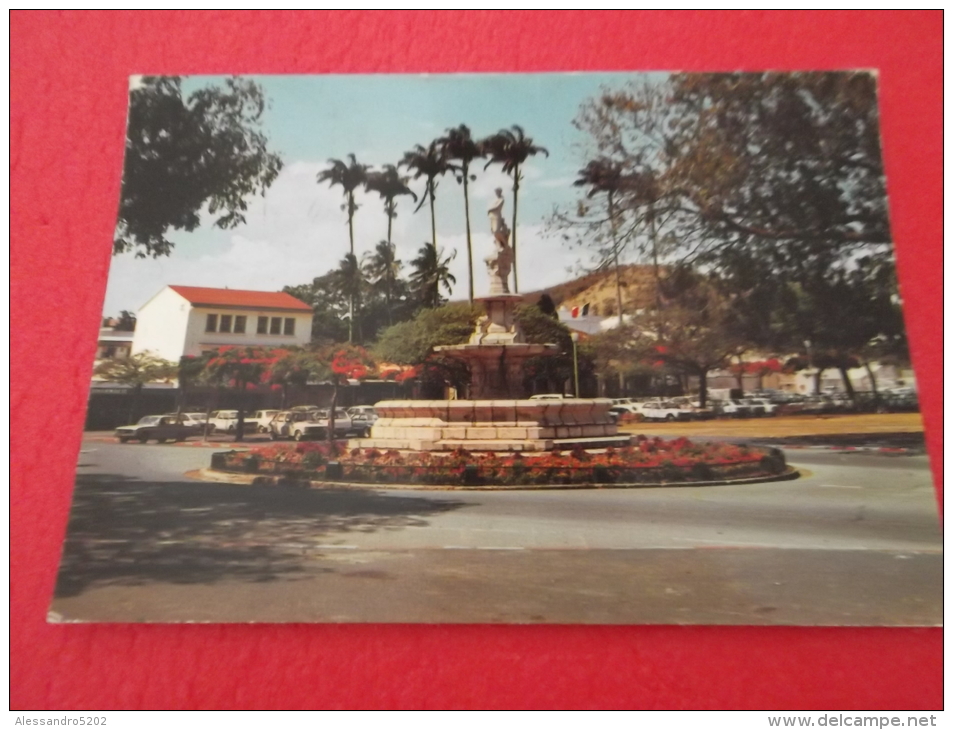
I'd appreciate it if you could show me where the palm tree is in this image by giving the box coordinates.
[482,125,549,293]
[364,164,417,247]
[399,142,459,254]
[409,242,456,309]
[333,253,366,343]
[318,154,368,342]
[364,240,402,326]
[574,158,628,325]
[438,124,485,305]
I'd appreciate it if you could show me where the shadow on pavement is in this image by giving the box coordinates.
[54,473,466,598]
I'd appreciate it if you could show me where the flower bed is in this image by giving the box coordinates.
[211,436,788,487]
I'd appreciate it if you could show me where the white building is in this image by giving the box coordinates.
[131,285,313,362]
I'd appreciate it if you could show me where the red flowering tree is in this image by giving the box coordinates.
[326,345,375,444]
[203,346,284,441]
[269,349,331,409]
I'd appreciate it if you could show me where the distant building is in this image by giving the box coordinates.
[131,285,313,362]
[95,327,134,361]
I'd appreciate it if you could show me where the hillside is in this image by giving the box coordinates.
[522,264,661,317]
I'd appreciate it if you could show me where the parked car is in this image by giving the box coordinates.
[208,410,241,433]
[268,409,320,440]
[640,400,692,421]
[741,398,779,417]
[349,413,375,437]
[347,405,379,424]
[714,399,751,418]
[288,409,353,442]
[248,409,280,433]
[529,393,575,400]
[116,415,199,443]
[163,412,210,431]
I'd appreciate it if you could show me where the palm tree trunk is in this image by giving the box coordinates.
[511,166,520,293]
[609,192,624,325]
[463,163,474,306]
[347,192,355,343]
[429,183,437,248]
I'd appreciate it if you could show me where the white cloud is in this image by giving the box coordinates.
[102,160,586,315]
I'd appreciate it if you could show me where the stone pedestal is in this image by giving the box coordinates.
[351,398,631,452]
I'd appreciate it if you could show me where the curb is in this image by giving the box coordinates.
[190,466,800,492]
[775,444,918,455]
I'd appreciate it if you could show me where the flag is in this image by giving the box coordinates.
[571,306,579,318]
[581,303,590,316]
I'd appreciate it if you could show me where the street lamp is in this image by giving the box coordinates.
[571,332,580,398]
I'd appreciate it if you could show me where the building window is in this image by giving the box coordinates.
[219,315,232,333]
[234,315,247,334]
[257,316,268,334]
[284,318,295,336]
[269,317,282,335]
[206,314,218,332]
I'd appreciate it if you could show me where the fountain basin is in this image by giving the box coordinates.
[351,398,632,452]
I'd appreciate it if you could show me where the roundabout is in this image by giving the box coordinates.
[208,436,793,490]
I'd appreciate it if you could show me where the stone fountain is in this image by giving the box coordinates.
[353,189,630,453]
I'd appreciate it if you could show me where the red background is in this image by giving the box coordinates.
[11,11,942,710]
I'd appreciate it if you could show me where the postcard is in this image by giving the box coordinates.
[50,71,940,625]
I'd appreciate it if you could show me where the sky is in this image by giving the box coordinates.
[103,72,667,316]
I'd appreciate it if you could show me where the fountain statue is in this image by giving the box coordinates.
[352,191,628,452]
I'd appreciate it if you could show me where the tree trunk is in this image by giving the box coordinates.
[235,380,245,442]
[838,365,856,403]
[328,382,338,453]
[347,192,355,343]
[698,368,709,409]
[463,163,474,306]
[609,192,624,327]
[813,368,824,395]
[511,165,520,293]
[429,184,437,249]
[864,361,879,405]
[735,355,745,395]
[129,383,141,424]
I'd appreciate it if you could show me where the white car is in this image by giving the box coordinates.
[208,410,240,433]
[289,409,353,442]
[248,409,280,433]
[716,399,751,418]
[529,394,575,400]
[742,398,778,417]
[640,400,692,421]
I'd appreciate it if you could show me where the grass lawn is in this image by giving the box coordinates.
[619,412,924,439]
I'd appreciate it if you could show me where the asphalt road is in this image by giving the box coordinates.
[50,437,942,625]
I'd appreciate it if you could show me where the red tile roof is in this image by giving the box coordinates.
[168,286,312,312]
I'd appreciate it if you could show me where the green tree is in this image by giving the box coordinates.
[94,351,178,422]
[283,274,349,344]
[409,243,456,309]
[400,142,459,253]
[333,253,367,344]
[364,164,417,247]
[482,125,549,292]
[438,124,485,305]
[374,304,477,398]
[364,240,403,327]
[572,158,629,331]
[114,76,283,258]
[374,303,476,366]
[668,72,890,255]
[269,349,332,409]
[318,154,369,342]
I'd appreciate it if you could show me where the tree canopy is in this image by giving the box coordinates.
[114,76,283,258]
